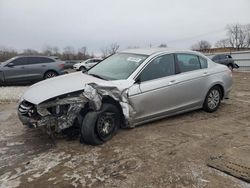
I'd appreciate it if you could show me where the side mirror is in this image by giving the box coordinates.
[6,62,15,67]
[135,76,141,84]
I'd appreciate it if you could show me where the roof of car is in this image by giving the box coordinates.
[15,55,55,59]
[120,48,197,56]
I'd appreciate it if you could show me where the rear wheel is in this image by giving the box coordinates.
[80,103,120,145]
[203,86,222,113]
[44,71,58,79]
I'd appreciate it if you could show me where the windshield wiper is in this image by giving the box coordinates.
[88,73,107,80]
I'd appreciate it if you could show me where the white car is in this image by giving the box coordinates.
[73,58,102,71]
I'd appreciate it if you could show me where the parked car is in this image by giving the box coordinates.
[73,58,102,71]
[0,56,66,85]
[64,60,78,69]
[211,54,238,70]
[18,48,232,145]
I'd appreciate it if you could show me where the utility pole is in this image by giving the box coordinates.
[235,25,239,50]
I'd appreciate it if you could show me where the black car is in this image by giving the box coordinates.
[211,54,238,70]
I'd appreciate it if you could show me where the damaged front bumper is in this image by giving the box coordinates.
[18,83,136,134]
[18,94,88,133]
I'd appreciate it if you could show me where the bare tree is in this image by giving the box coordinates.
[22,49,39,55]
[101,47,109,59]
[77,46,89,60]
[191,40,212,50]
[42,45,54,56]
[52,47,60,55]
[0,46,18,62]
[62,46,75,60]
[158,44,168,48]
[215,38,230,48]
[108,43,119,55]
[101,43,120,58]
[227,24,250,50]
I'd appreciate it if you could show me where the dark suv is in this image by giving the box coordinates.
[0,56,66,85]
[211,54,238,70]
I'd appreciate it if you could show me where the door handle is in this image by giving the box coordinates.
[168,80,177,85]
[202,72,208,76]
[41,65,46,67]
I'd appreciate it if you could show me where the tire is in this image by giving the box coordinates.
[79,66,86,72]
[44,71,58,79]
[80,103,120,145]
[203,86,222,113]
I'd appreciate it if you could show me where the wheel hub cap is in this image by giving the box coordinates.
[208,90,220,109]
[97,113,115,138]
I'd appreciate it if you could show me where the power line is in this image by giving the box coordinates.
[166,28,226,44]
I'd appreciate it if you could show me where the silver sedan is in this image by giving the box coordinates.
[18,48,232,145]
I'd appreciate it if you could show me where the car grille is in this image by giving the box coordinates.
[18,100,34,115]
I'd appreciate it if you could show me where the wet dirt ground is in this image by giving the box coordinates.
[0,72,250,188]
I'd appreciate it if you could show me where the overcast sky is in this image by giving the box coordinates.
[0,0,250,54]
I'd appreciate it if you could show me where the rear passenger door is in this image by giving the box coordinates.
[174,53,209,108]
[25,57,55,80]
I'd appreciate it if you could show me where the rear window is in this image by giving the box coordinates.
[199,57,208,69]
[176,54,201,73]
[27,57,55,64]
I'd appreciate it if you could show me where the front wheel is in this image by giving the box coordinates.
[80,103,120,145]
[79,66,86,72]
[203,86,222,113]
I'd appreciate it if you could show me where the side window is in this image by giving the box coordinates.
[140,54,175,82]
[43,57,55,63]
[94,59,101,63]
[218,55,225,60]
[199,57,208,69]
[176,54,201,73]
[26,57,54,64]
[212,55,218,61]
[39,57,54,63]
[27,57,39,64]
[11,57,28,66]
[220,55,226,60]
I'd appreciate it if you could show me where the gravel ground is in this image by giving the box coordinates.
[0,72,250,188]
[0,87,28,103]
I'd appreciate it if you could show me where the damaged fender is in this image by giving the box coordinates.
[83,83,136,127]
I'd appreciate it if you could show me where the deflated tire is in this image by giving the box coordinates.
[80,103,120,145]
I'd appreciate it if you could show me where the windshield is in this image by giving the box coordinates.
[87,53,148,80]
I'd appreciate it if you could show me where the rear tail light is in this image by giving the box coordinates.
[58,63,65,69]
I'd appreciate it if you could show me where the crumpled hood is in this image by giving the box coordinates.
[22,72,133,105]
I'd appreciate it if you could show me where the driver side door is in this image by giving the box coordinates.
[4,57,30,83]
[128,53,179,124]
